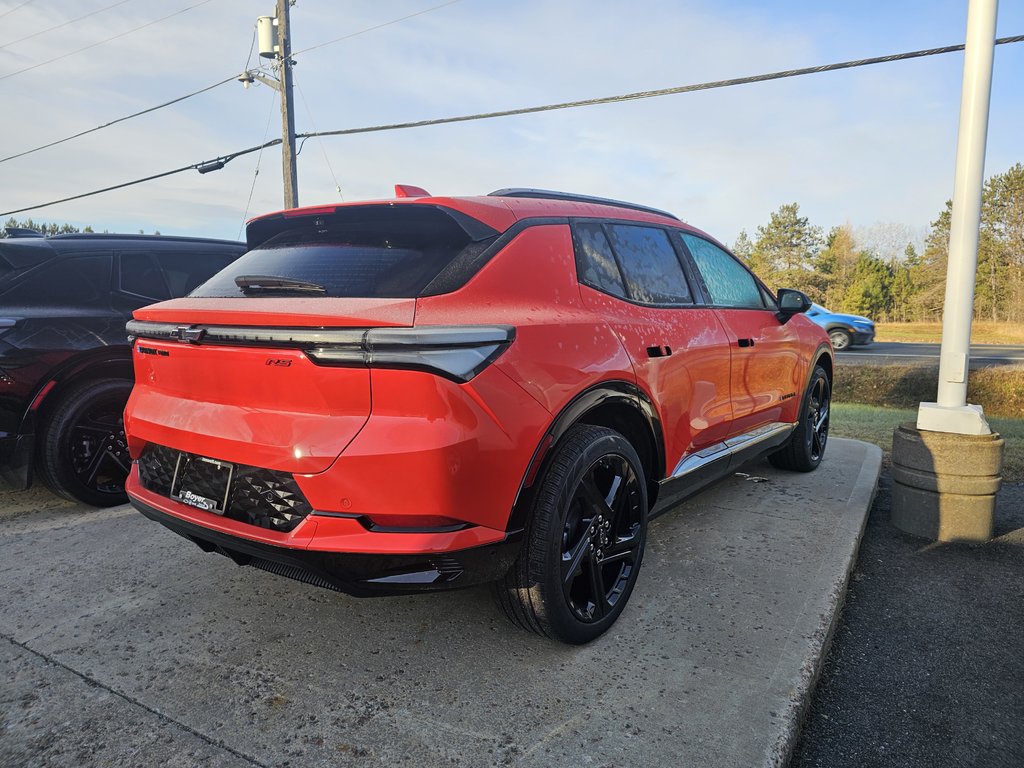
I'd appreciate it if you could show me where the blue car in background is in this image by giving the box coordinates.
[805,304,875,350]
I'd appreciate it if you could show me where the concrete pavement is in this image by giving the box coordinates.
[0,438,881,768]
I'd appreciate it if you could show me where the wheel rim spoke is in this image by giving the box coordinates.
[586,557,607,619]
[561,453,643,624]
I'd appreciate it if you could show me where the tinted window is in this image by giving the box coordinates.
[682,234,765,309]
[193,207,481,299]
[606,225,691,305]
[153,251,235,296]
[3,254,111,306]
[120,252,170,301]
[574,222,626,298]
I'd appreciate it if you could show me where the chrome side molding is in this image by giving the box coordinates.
[671,422,796,479]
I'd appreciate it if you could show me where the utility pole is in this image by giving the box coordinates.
[276,0,299,209]
[246,2,299,208]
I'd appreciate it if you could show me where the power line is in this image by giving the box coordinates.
[0,0,136,51]
[0,0,34,20]
[0,76,238,164]
[0,1,464,164]
[290,0,463,58]
[2,34,1022,218]
[0,0,218,81]
[302,35,1024,140]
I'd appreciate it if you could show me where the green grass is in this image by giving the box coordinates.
[831,402,1024,482]
[875,321,1024,345]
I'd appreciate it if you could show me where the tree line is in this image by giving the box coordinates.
[734,163,1024,323]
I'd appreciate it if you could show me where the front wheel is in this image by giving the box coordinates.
[494,425,648,644]
[768,365,830,472]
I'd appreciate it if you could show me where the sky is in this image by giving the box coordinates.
[0,0,1022,254]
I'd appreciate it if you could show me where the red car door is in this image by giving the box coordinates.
[573,221,733,474]
[679,233,807,438]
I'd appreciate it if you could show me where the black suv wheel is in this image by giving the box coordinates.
[495,424,648,644]
[37,379,133,507]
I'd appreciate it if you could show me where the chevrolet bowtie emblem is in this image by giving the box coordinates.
[174,326,206,343]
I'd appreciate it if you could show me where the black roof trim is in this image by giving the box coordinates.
[488,188,680,221]
[48,233,245,246]
[3,227,44,238]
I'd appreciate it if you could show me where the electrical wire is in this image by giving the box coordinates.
[302,35,1024,141]
[0,0,34,20]
[290,0,463,58]
[294,76,345,199]
[0,0,136,50]
[237,89,280,239]
[0,0,218,81]
[0,75,239,164]
[0,0,463,164]
[2,34,1022,218]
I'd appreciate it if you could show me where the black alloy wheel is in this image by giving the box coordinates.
[495,424,648,644]
[805,374,830,464]
[560,454,644,624]
[768,365,831,472]
[37,379,133,506]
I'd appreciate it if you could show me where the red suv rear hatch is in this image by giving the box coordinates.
[126,297,414,474]
[126,203,500,474]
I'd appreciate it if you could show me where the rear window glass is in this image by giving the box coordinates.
[2,254,111,307]
[573,222,627,298]
[192,207,486,299]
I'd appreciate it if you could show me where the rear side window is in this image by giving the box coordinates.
[192,206,488,299]
[681,234,766,309]
[573,222,627,298]
[154,251,236,296]
[606,224,692,305]
[120,252,170,301]
[2,254,111,307]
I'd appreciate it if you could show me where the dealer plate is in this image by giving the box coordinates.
[171,454,233,514]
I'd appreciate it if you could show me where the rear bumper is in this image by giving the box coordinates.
[130,493,522,597]
[0,433,33,490]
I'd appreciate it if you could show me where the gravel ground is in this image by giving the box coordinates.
[792,474,1024,768]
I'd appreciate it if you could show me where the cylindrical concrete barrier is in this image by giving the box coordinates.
[890,422,1004,542]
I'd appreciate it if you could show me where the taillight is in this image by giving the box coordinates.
[306,325,514,383]
[125,321,514,383]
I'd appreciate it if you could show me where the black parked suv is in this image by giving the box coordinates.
[0,229,246,506]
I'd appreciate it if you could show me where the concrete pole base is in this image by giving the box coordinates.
[890,423,1004,542]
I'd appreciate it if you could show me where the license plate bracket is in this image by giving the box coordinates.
[171,454,233,514]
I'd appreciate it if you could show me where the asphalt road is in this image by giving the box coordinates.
[792,475,1024,767]
[836,341,1024,367]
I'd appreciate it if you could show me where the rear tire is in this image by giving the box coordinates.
[768,365,830,472]
[494,424,648,644]
[37,378,133,507]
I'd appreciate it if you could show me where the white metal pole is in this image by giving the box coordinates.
[917,0,998,435]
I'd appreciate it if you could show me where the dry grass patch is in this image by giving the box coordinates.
[875,321,1024,345]
[834,364,1024,419]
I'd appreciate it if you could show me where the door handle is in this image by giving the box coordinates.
[646,344,673,358]
[737,338,755,348]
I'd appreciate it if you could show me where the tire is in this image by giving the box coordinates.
[768,365,830,472]
[37,378,133,507]
[494,424,648,644]
[828,329,851,351]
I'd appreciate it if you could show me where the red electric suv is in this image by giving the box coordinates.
[124,187,832,644]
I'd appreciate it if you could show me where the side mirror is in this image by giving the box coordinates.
[776,289,811,321]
